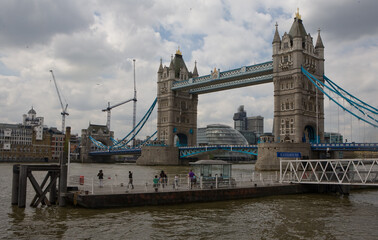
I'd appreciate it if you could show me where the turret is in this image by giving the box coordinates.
[192,61,199,78]
[157,58,163,81]
[272,22,281,55]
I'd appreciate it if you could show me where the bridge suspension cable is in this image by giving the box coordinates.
[301,67,378,129]
[89,98,157,151]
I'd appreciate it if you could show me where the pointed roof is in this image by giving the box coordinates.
[192,61,198,78]
[273,22,281,43]
[169,58,174,70]
[158,58,163,73]
[288,9,307,40]
[172,51,189,78]
[315,29,325,48]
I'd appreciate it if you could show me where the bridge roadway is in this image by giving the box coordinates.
[89,143,378,157]
[171,61,273,94]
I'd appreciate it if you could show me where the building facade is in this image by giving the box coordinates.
[80,124,114,162]
[233,105,264,144]
[272,10,325,143]
[0,108,66,162]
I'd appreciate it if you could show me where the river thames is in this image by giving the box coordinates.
[1,162,378,239]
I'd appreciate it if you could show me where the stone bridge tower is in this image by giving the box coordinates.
[272,10,325,144]
[156,49,199,146]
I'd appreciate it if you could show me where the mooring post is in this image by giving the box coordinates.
[59,127,70,207]
[49,172,58,204]
[18,165,28,208]
[11,164,20,205]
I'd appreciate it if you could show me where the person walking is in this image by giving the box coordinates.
[128,171,134,189]
[97,170,104,188]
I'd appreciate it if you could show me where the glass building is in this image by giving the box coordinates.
[197,124,248,145]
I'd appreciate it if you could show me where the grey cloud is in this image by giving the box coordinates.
[0,0,94,48]
[302,0,378,42]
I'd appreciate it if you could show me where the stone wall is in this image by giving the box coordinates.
[256,142,311,170]
[137,146,179,165]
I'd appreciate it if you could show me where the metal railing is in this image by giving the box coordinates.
[68,172,282,195]
[280,159,378,186]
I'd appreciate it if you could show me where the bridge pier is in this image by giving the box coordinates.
[137,146,179,165]
[256,142,311,171]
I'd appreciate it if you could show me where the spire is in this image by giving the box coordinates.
[192,61,198,78]
[273,22,281,43]
[295,8,301,20]
[315,28,324,49]
[158,58,163,73]
[176,46,182,56]
[169,58,174,70]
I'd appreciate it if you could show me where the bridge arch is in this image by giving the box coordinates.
[174,133,188,147]
[303,125,316,143]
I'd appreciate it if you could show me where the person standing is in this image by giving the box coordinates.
[160,170,166,188]
[128,171,134,189]
[188,170,195,189]
[97,170,104,188]
[174,174,179,190]
[153,175,159,192]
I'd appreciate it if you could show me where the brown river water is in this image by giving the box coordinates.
[1,162,378,239]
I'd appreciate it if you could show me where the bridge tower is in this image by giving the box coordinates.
[272,10,325,144]
[156,49,199,146]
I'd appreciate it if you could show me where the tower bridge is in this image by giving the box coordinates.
[87,10,377,168]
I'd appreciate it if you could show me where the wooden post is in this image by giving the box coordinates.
[49,172,57,204]
[18,165,28,208]
[59,127,70,207]
[11,164,20,205]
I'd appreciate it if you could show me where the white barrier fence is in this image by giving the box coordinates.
[68,171,281,195]
[280,159,378,186]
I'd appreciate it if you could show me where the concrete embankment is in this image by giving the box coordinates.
[66,184,317,209]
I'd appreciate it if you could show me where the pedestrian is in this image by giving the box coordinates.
[153,175,159,192]
[188,169,195,189]
[160,170,166,188]
[97,170,104,187]
[174,174,179,189]
[128,171,134,189]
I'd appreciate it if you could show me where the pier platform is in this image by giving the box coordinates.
[66,183,316,208]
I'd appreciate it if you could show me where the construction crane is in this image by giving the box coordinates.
[102,59,138,145]
[102,98,136,131]
[49,70,69,134]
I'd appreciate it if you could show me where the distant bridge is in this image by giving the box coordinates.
[89,143,378,157]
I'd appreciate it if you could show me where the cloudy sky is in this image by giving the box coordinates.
[1,0,377,143]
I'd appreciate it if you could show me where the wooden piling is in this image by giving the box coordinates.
[11,164,20,205]
[18,165,28,208]
[59,126,70,207]
[49,172,57,204]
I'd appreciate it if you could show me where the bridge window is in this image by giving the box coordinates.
[285,102,289,109]
[290,102,294,109]
[281,103,284,110]
[283,56,288,63]
[284,42,289,49]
